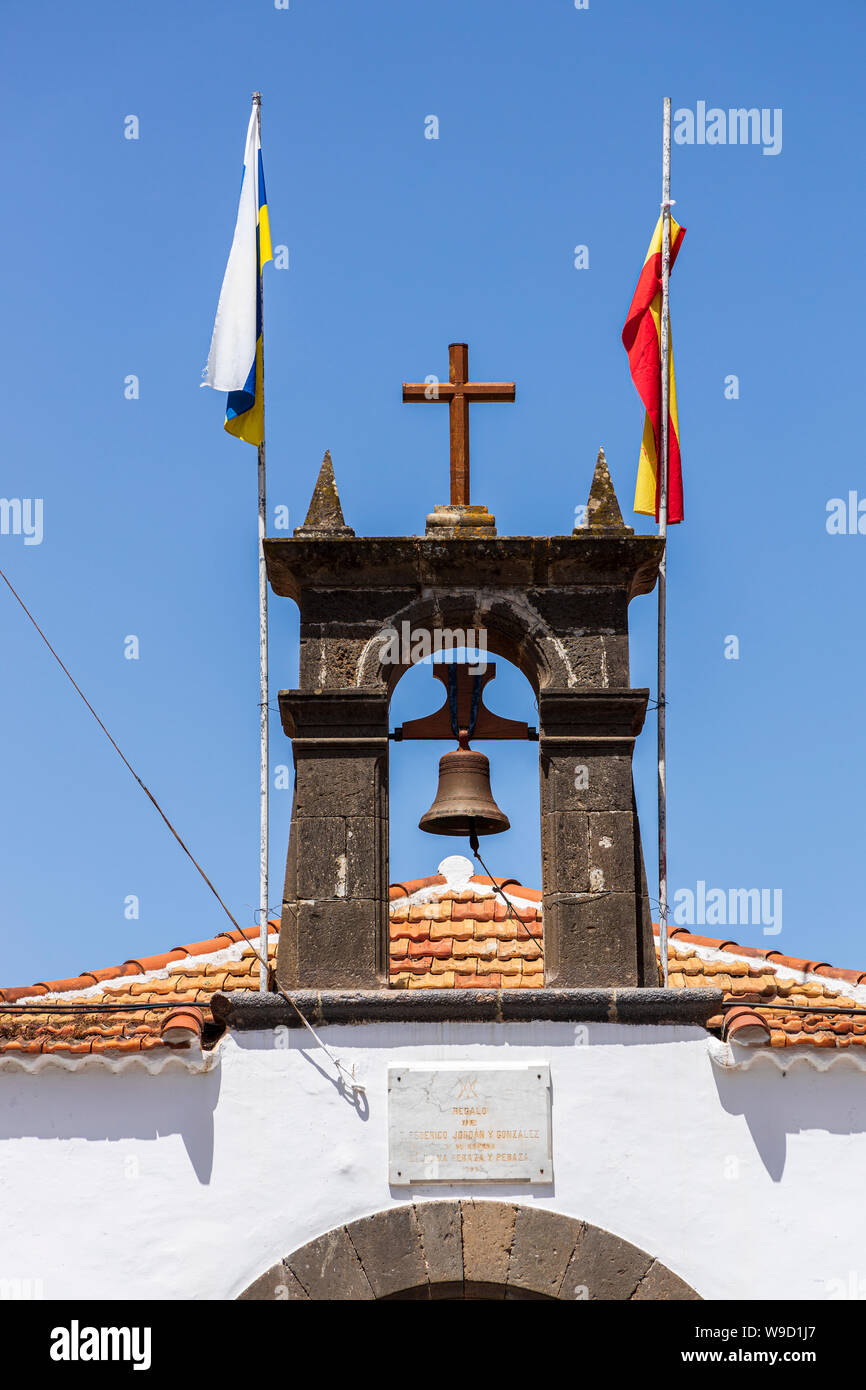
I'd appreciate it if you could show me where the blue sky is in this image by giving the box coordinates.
[1,0,864,982]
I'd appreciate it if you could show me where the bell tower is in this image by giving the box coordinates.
[264,344,664,995]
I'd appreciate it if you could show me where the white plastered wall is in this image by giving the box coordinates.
[1,1021,865,1301]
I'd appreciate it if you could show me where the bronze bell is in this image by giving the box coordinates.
[418,733,510,838]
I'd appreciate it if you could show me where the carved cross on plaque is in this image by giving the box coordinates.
[402,342,516,506]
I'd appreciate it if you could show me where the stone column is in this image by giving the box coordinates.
[275,690,389,990]
[539,691,656,987]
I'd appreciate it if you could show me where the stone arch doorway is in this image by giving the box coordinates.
[238,1201,701,1301]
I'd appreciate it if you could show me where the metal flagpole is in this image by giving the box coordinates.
[658,97,672,987]
[253,91,269,992]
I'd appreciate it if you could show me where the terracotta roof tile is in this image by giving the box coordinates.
[82,964,140,984]
[0,985,49,1003]
[719,944,771,961]
[33,974,98,994]
[11,868,866,1058]
[390,922,432,943]
[814,964,864,983]
[214,927,268,945]
[384,868,866,1044]
[765,953,820,973]
[387,868,544,991]
[168,937,233,959]
[516,920,542,940]
[473,876,543,902]
[389,875,446,900]
[657,927,866,1052]
[409,970,454,989]
[669,929,734,948]
[402,957,434,973]
[724,1007,771,1046]
[123,950,188,973]
[0,920,280,1059]
[160,1006,204,1046]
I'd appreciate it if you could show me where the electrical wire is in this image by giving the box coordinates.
[468,829,545,953]
[0,564,363,1094]
[0,565,244,935]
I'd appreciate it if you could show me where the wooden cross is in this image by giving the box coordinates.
[402,342,516,506]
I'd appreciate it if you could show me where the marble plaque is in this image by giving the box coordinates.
[388,1062,552,1184]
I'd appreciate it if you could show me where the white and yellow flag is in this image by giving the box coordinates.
[202,102,272,445]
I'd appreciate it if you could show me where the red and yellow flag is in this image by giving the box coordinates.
[622,214,685,523]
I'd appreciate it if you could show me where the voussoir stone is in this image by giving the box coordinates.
[286,1225,374,1300]
[461,1200,516,1298]
[507,1207,584,1298]
[559,1223,653,1301]
[414,1201,464,1297]
[346,1205,427,1300]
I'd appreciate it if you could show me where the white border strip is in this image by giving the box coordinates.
[0,1044,220,1075]
[707,1036,866,1073]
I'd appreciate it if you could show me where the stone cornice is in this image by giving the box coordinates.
[264,534,663,604]
[538,689,650,740]
[212,987,723,1030]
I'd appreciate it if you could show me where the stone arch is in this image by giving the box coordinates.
[238,1201,701,1301]
[354,588,572,696]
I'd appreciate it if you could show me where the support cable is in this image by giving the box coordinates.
[0,564,363,1095]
